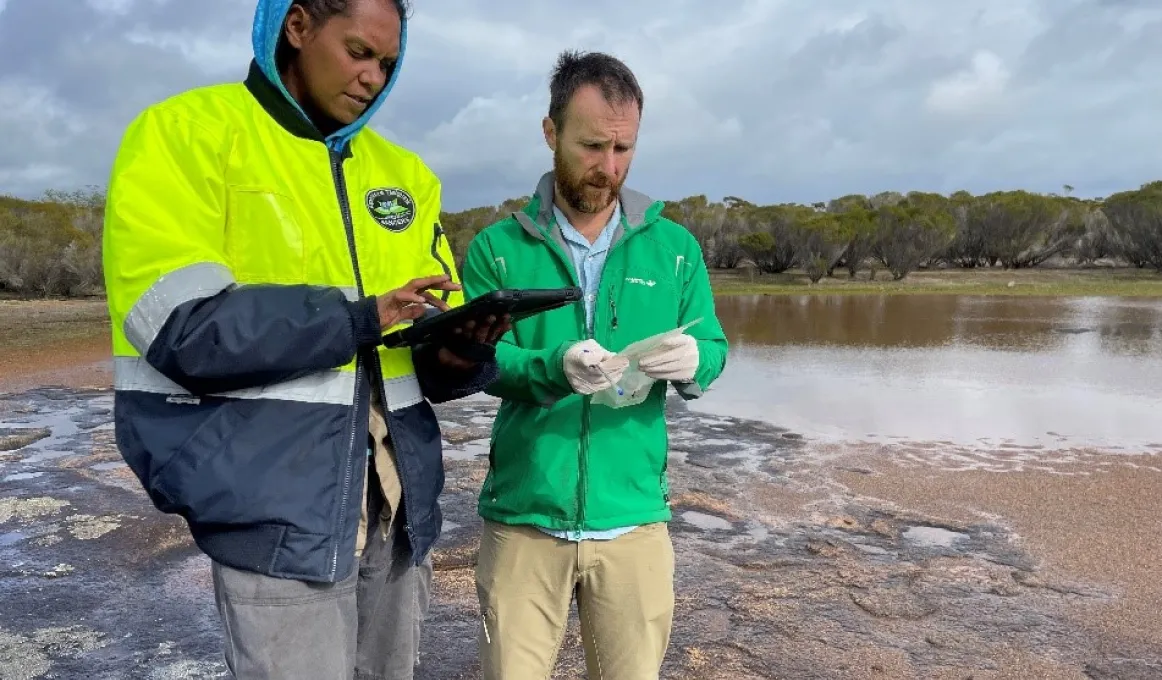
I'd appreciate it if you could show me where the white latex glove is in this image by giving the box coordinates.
[637,333,699,382]
[563,339,630,395]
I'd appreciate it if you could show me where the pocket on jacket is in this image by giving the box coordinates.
[225,187,306,283]
[484,402,581,520]
[600,265,680,351]
[151,398,252,518]
[152,397,347,531]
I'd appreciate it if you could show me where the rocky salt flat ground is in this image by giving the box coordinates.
[3,384,1161,679]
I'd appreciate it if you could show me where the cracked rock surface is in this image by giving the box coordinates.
[1,387,1159,679]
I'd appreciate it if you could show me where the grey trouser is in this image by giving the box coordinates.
[210,507,432,680]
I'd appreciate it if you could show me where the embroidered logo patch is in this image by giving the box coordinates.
[365,187,415,232]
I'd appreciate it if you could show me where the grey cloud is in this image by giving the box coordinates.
[0,0,1159,209]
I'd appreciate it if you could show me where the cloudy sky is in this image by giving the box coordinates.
[0,0,1158,210]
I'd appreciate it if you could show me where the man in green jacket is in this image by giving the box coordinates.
[461,50,729,679]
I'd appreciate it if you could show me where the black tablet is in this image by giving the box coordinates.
[381,287,583,348]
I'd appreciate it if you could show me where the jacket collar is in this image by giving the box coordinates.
[515,171,658,243]
[244,60,323,143]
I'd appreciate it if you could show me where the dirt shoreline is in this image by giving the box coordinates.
[2,301,1161,678]
[0,299,112,394]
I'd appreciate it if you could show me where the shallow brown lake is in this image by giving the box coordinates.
[696,295,1162,449]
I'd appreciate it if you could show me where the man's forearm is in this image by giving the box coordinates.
[485,341,575,407]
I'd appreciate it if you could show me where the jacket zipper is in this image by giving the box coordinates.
[538,218,588,536]
[578,312,592,540]
[328,150,361,580]
[431,223,453,302]
[577,221,641,536]
[543,211,638,538]
[329,148,412,575]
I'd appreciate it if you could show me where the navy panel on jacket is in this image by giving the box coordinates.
[386,399,445,561]
[115,388,366,582]
[115,278,501,582]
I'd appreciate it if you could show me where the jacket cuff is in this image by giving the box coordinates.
[413,342,500,404]
[548,340,574,391]
[347,296,383,348]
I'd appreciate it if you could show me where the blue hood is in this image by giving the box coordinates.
[251,0,407,151]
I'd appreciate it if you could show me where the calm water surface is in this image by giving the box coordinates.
[694,295,1162,448]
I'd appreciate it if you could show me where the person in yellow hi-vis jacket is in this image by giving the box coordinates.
[101,1,508,677]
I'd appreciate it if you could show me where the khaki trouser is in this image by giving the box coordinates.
[358,390,403,556]
[475,520,675,679]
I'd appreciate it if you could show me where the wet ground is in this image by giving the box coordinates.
[4,296,1162,678]
[0,388,224,679]
[3,386,1161,679]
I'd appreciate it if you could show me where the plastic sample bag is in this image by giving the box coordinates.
[591,318,703,409]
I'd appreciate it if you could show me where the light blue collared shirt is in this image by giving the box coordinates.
[536,201,638,542]
[556,202,619,333]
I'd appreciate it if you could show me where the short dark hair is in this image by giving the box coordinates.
[548,50,643,131]
[275,0,411,70]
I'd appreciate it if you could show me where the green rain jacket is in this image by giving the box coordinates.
[461,172,729,533]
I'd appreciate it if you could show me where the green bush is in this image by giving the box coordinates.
[0,188,105,297]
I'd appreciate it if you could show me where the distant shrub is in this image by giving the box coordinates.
[0,188,105,297]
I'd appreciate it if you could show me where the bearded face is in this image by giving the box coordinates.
[544,84,639,216]
[553,145,625,214]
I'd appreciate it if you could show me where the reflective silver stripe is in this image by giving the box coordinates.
[382,374,424,411]
[124,262,234,355]
[339,287,359,302]
[113,356,355,405]
[113,356,424,411]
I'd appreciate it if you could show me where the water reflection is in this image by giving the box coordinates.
[695,295,1162,448]
[715,295,1162,355]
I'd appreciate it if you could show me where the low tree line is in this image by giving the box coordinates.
[2,181,1160,297]
[658,182,1162,282]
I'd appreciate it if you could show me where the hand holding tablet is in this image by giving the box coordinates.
[382,286,583,349]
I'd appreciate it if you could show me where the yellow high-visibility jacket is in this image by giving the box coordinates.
[103,43,495,582]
